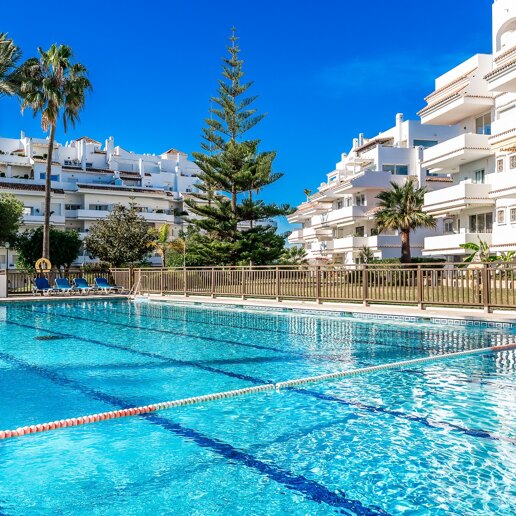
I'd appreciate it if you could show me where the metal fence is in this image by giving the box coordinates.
[122,263,516,312]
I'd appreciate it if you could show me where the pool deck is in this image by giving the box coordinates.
[2,292,516,324]
[141,294,516,324]
[0,294,129,303]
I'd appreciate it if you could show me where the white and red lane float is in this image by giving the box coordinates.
[1,343,515,441]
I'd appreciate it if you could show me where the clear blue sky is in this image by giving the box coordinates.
[1,0,493,232]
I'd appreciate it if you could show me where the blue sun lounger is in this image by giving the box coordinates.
[32,277,57,296]
[95,277,122,293]
[73,277,95,294]
[54,277,76,295]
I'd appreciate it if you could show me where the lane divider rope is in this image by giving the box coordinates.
[1,343,514,441]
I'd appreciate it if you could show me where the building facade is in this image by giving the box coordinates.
[290,0,516,264]
[0,134,201,268]
[287,116,456,264]
[420,0,516,260]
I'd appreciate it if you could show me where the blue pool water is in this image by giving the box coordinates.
[0,299,514,514]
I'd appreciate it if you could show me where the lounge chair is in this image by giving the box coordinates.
[73,277,95,294]
[32,277,57,296]
[95,277,122,293]
[54,277,76,295]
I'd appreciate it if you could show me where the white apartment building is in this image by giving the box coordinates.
[420,0,516,260]
[0,133,201,268]
[288,115,457,264]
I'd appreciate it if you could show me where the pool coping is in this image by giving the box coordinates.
[0,294,129,304]
[138,294,516,328]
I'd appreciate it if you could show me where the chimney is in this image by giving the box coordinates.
[358,133,364,146]
[20,130,25,139]
[396,113,404,147]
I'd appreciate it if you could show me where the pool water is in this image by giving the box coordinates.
[0,299,514,514]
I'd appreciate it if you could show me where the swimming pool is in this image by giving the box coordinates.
[0,299,514,514]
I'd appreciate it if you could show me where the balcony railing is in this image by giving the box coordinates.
[422,133,492,170]
[424,182,493,216]
[423,232,493,254]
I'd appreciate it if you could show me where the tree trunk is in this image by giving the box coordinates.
[249,189,253,229]
[231,188,237,214]
[400,228,411,264]
[42,123,56,260]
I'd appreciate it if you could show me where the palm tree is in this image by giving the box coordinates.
[374,180,435,264]
[19,44,91,260]
[0,33,21,97]
[359,245,374,264]
[303,189,312,201]
[149,223,172,267]
[459,238,494,263]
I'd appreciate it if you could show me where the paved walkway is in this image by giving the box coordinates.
[143,294,516,323]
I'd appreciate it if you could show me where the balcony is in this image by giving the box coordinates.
[485,45,516,93]
[23,214,66,225]
[424,182,494,216]
[288,229,303,244]
[77,209,111,219]
[422,133,492,170]
[326,205,367,225]
[423,232,492,256]
[489,116,516,151]
[418,55,493,125]
[332,170,396,194]
[488,171,516,198]
[0,153,31,166]
[140,211,176,223]
[332,234,400,252]
[302,227,332,241]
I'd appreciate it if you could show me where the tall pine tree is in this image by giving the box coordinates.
[185,29,291,266]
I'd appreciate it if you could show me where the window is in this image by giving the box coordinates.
[444,218,455,234]
[511,156,516,169]
[475,113,492,135]
[336,200,343,210]
[497,209,506,225]
[354,226,365,237]
[474,169,485,184]
[89,204,109,211]
[413,139,438,148]
[345,197,352,207]
[39,173,60,181]
[333,227,345,239]
[511,207,516,224]
[65,204,81,211]
[355,194,365,206]
[497,159,504,172]
[382,164,408,175]
[469,213,493,233]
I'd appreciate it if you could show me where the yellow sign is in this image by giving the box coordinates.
[35,258,52,273]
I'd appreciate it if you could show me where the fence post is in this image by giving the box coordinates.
[362,264,369,307]
[211,267,215,298]
[160,269,164,295]
[241,267,246,300]
[183,268,187,297]
[482,263,491,313]
[316,266,321,304]
[417,265,424,310]
[275,267,280,301]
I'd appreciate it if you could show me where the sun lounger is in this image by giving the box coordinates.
[54,277,77,295]
[32,277,57,296]
[73,277,95,294]
[95,277,123,293]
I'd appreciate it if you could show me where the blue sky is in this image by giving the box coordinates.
[1,0,493,232]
